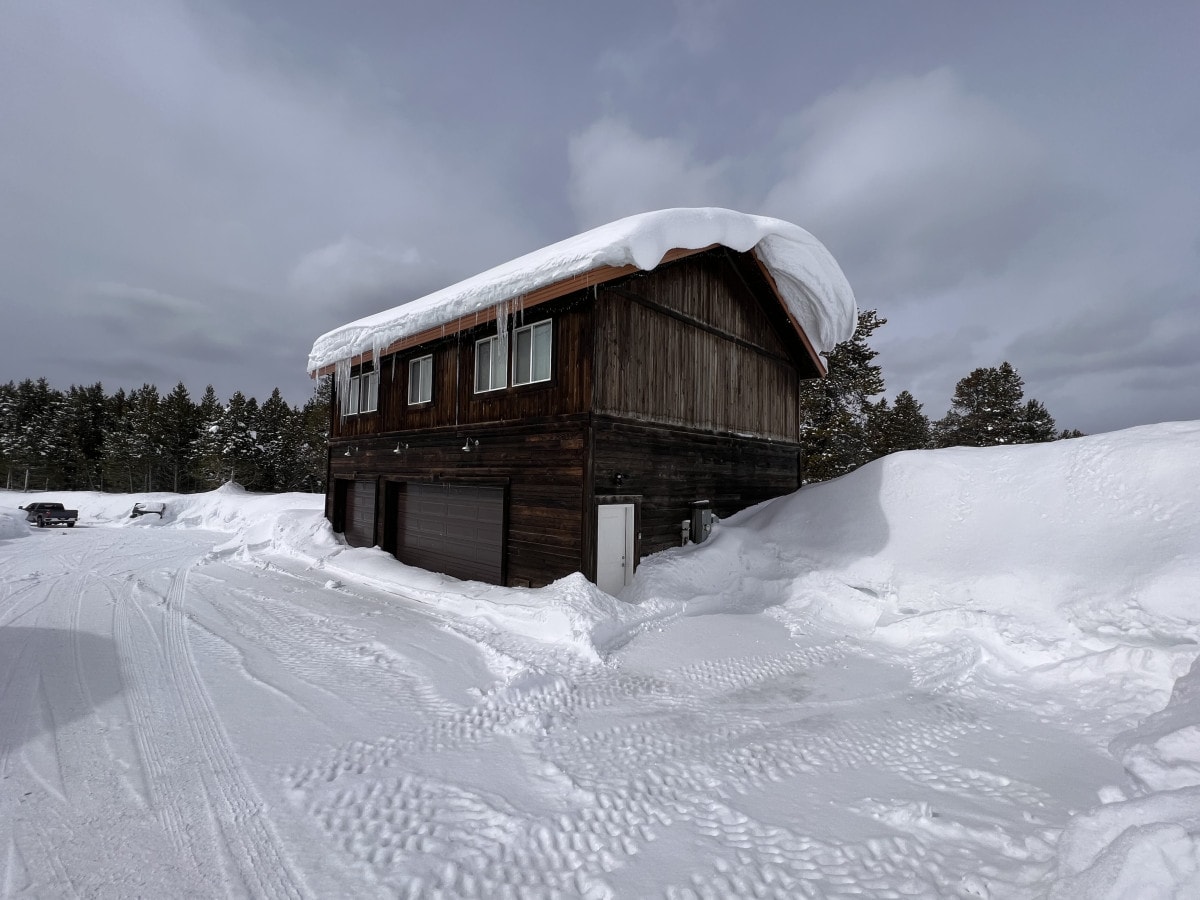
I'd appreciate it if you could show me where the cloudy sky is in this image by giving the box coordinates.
[2,0,1196,434]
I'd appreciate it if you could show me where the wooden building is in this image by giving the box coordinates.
[309,209,855,593]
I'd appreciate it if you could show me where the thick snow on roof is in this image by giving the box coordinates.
[307,208,857,374]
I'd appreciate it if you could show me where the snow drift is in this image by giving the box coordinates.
[0,507,30,540]
[5,419,1199,894]
[626,419,1200,897]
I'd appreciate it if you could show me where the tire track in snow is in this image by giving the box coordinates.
[187,570,456,725]
[161,561,308,900]
[111,574,202,862]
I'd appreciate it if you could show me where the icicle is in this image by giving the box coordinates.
[334,357,352,418]
[495,298,508,340]
[494,298,510,356]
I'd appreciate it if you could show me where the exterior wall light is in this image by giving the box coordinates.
[461,438,479,452]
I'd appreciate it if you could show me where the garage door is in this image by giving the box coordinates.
[342,479,377,547]
[394,483,505,584]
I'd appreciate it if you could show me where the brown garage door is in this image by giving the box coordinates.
[342,479,377,547]
[394,482,505,584]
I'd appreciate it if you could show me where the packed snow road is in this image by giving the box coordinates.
[2,522,1136,898]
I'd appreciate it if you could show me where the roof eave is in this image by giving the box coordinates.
[311,242,826,378]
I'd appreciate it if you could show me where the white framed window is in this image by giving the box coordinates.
[512,320,552,385]
[341,367,378,416]
[343,374,361,415]
[408,354,433,405]
[360,368,379,413]
[474,335,507,393]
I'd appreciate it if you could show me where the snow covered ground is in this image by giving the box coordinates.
[2,421,1198,898]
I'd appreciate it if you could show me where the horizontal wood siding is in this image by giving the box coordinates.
[331,298,593,439]
[590,416,800,557]
[329,417,587,587]
[458,301,593,426]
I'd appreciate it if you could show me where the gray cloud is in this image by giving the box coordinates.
[1,1,1196,436]
[761,69,1071,301]
[0,0,539,403]
[567,118,733,227]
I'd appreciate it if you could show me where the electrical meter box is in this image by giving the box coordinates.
[690,500,713,544]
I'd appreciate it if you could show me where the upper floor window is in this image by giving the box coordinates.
[512,320,552,385]
[474,335,507,393]
[408,354,433,405]
[360,367,379,413]
[340,365,378,416]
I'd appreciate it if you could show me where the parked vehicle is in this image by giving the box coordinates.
[130,502,166,518]
[19,502,79,528]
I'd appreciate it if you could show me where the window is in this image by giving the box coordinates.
[474,335,507,393]
[512,320,552,385]
[360,368,379,413]
[408,355,433,405]
[343,374,361,416]
[341,366,378,416]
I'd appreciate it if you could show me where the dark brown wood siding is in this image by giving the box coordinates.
[331,297,594,439]
[588,416,800,560]
[593,250,809,441]
[329,416,588,587]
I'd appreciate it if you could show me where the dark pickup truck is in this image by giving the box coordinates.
[20,501,79,528]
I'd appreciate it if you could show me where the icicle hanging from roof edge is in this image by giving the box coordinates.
[494,297,510,355]
[334,357,352,419]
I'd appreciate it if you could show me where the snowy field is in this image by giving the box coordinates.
[2,421,1199,898]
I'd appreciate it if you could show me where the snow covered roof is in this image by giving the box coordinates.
[307,208,857,376]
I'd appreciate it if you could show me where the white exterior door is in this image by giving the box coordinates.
[596,504,635,595]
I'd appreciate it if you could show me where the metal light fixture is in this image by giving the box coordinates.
[461,438,479,452]
[614,472,625,487]
[393,442,408,454]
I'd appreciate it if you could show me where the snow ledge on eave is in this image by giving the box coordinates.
[306,207,857,375]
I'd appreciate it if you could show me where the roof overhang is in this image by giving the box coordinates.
[312,244,826,378]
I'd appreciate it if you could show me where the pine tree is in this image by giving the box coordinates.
[199,391,260,487]
[869,390,931,456]
[254,388,298,492]
[295,377,330,492]
[160,382,199,492]
[0,381,19,489]
[103,384,163,491]
[59,382,108,490]
[935,362,1025,447]
[799,309,887,482]
[190,385,225,489]
[935,362,1063,447]
[1018,398,1058,444]
[5,379,66,490]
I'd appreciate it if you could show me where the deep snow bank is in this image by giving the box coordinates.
[631,420,1200,685]
[626,419,1200,899]
[0,507,31,540]
[0,483,628,662]
[1047,654,1200,897]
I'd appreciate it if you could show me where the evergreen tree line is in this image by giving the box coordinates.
[0,377,330,494]
[800,310,1085,483]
